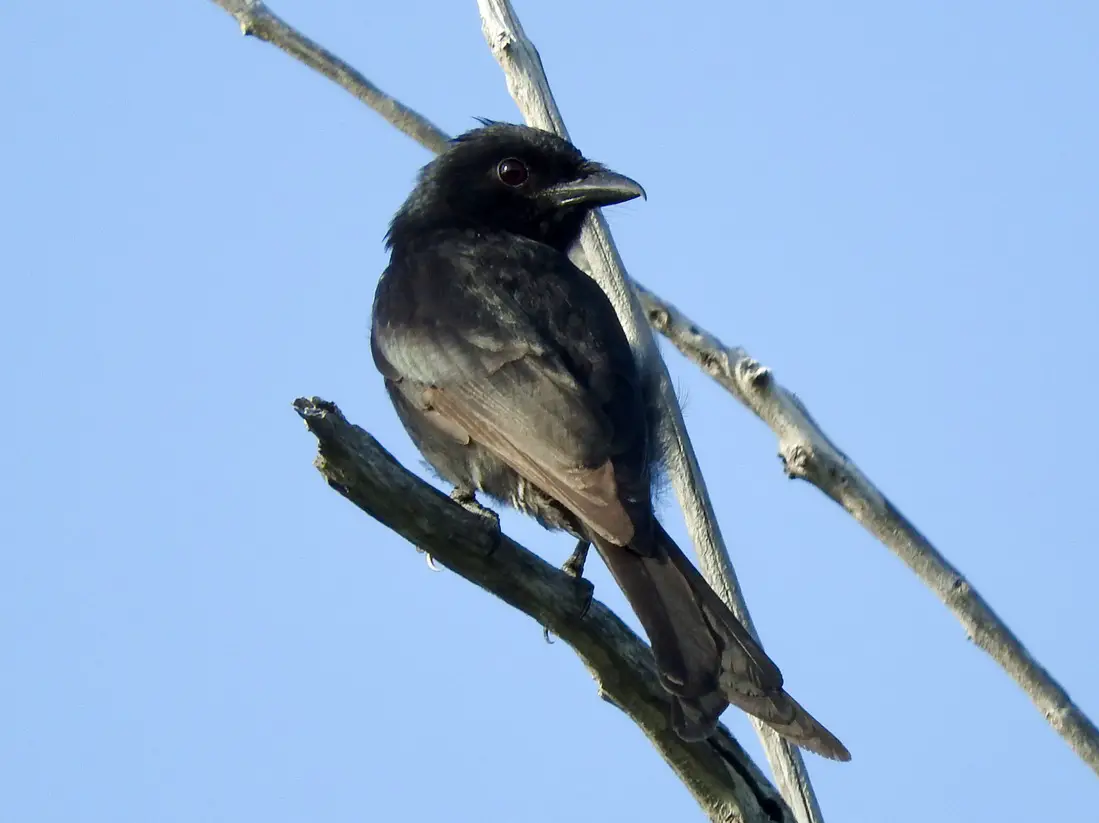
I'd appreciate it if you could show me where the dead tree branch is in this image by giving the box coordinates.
[208,0,449,152]
[292,397,797,823]
[475,2,825,818]
[637,286,1099,776]
[207,0,1099,784]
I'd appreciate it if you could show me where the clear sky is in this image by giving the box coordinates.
[3,1,1097,820]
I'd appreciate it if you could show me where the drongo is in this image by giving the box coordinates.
[371,123,848,760]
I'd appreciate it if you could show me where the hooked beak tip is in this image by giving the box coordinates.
[543,168,646,209]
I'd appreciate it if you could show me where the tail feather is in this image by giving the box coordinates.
[594,533,720,698]
[593,524,851,761]
[670,691,728,743]
[718,686,851,761]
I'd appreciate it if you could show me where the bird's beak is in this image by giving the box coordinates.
[541,166,647,209]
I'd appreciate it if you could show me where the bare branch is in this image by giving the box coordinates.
[475,3,827,821]
[292,397,797,823]
[208,0,450,153]
[638,285,1099,778]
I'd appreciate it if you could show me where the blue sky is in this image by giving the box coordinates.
[3,1,1097,820]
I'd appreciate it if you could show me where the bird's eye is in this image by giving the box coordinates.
[496,157,529,187]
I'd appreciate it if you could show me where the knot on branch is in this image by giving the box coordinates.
[699,349,730,378]
[779,442,814,481]
[1045,703,1073,730]
[735,357,772,391]
[646,306,670,331]
[947,576,972,603]
[222,0,266,37]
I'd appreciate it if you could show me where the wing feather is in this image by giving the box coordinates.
[424,355,635,545]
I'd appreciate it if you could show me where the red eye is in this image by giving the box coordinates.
[496,157,529,187]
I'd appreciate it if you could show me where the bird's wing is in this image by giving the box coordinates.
[423,352,636,545]
[372,264,636,545]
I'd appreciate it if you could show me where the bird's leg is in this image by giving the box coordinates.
[449,484,501,556]
[564,538,595,618]
[562,538,591,579]
[543,539,596,643]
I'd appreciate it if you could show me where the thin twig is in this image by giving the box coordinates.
[292,397,797,823]
[637,286,1099,777]
[474,2,826,819]
[206,0,1099,782]
[209,0,449,153]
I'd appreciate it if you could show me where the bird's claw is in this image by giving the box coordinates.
[572,576,595,621]
[450,486,501,556]
[415,547,443,571]
[543,575,594,644]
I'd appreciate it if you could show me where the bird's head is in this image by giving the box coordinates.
[387,122,645,252]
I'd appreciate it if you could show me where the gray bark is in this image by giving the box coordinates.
[637,286,1099,776]
[294,397,798,823]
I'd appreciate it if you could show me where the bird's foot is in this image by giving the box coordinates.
[450,486,501,556]
[450,485,500,523]
[570,577,595,621]
[544,538,595,643]
[543,577,595,643]
[414,547,442,572]
[563,539,594,619]
[562,539,591,579]
[450,485,476,504]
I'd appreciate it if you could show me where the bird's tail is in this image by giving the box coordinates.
[595,523,850,761]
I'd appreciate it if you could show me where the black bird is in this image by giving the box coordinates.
[371,123,849,760]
